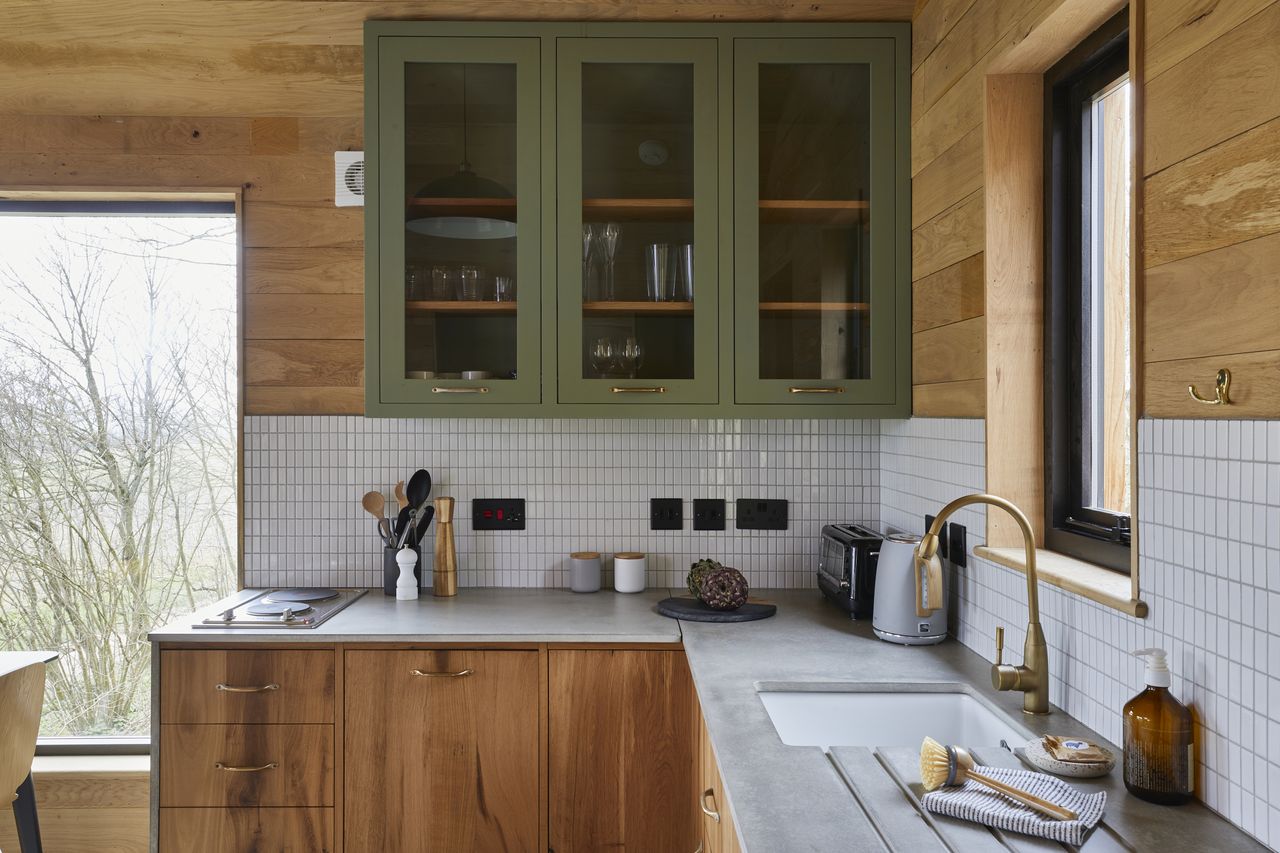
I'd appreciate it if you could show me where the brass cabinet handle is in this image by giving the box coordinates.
[700,788,721,822]
[215,762,278,772]
[410,668,474,678]
[611,386,667,393]
[788,386,845,394]
[215,683,279,693]
[432,386,489,394]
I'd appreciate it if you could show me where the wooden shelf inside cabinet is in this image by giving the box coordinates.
[758,199,868,225]
[406,301,517,314]
[759,301,869,314]
[583,301,694,316]
[405,197,517,221]
[582,198,693,221]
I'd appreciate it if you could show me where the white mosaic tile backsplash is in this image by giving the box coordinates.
[882,417,1280,849]
[243,416,879,590]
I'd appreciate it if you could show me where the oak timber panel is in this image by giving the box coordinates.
[549,650,698,853]
[912,378,985,417]
[912,316,985,385]
[245,247,364,294]
[911,123,983,228]
[1144,230,1280,364]
[159,808,333,853]
[160,649,336,724]
[159,723,334,807]
[343,650,540,853]
[1143,0,1280,175]
[911,0,979,71]
[243,203,363,249]
[1144,116,1280,268]
[243,294,364,340]
[245,340,365,387]
[912,252,984,332]
[1144,0,1277,81]
[0,767,149,853]
[245,386,366,415]
[1146,350,1280,418]
[912,189,984,280]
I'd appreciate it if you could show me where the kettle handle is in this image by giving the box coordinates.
[914,551,944,617]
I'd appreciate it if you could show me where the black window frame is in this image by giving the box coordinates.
[1043,10,1132,572]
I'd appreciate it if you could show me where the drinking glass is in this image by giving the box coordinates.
[582,223,599,300]
[457,265,482,301]
[673,243,694,302]
[405,265,428,300]
[645,243,671,301]
[589,337,617,378]
[494,276,516,302]
[600,223,621,301]
[619,337,644,379]
[430,265,455,300]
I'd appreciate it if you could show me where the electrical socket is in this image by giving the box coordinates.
[736,498,788,530]
[948,522,967,567]
[650,498,683,530]
[472,498,525,531]
[693,498,726,531]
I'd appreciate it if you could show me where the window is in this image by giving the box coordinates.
[0,198,238,747]
[1044,11,1132,571]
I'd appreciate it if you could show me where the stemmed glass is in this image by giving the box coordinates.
[582,223,598,300]
[599,223,621,302]
[619,337,644,379]
[589,337,616,378]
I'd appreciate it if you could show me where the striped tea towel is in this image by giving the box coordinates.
[921,765,1106,845]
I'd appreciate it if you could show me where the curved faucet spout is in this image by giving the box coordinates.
[918,493,1050,715]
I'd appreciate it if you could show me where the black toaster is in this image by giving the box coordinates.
[817,523,883,619]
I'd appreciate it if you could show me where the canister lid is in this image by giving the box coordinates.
[570,551,600,560]
[615,552,645,559]
[886,533,922,544]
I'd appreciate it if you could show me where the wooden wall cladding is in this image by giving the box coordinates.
[0,762,149,853]
[2,0,912,416]
[911,0,1280,418]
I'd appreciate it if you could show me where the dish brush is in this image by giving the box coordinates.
[919,736,1078,821]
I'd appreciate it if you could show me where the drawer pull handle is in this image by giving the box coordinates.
[788,386,845,394]
[410,668,474,678]
[700,788,721,822]
[432,386,489,394]
[215,762,278,773]
[215,683,280,693]
[611,386,666,393]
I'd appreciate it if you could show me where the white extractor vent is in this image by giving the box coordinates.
[335,151,365,207]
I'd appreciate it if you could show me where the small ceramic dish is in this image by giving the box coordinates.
[1023,737,1116,778]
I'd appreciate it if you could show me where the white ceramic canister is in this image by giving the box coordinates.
[569,551,602,593]
[613,552,647,593]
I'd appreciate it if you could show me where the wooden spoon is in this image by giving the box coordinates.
[361,491,392,543]
[394,480,409,510]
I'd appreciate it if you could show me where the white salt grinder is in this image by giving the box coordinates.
[395,546,419,600]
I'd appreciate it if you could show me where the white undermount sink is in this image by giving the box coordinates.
[758,684,1026,751]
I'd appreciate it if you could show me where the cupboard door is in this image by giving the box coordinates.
[549,650,698,851]
[733,38,904,405]
[159,808,333,852]
[697,711,741,853]
[556,38,719,405]
[373,37,542,408]
[344,650,539,852]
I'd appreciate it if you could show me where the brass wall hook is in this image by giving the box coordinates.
[1187,368,1231,405]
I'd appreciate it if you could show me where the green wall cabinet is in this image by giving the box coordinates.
[365,22,910,418]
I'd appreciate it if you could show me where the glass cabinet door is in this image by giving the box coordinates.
[733,39,900,404]
[556,39,718,404]
[376,38,541,405]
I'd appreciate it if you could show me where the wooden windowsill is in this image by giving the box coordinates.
[31,754,150,775]
[973,546,1149,618]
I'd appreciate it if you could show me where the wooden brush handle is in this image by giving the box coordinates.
[967,769,1078,821]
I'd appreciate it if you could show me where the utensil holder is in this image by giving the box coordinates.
[383,546,429,595]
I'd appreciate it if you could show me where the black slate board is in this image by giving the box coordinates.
[656,596,777,623]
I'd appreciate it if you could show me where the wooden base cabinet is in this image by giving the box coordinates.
[549,650,698,852]
[343,650,541,852]
[159,808,333,852]
[697,711,741,853]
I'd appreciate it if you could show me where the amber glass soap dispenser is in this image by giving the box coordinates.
[1123,648,1193,805]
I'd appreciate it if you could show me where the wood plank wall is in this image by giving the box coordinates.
[0,0,912,417]
[912,0,1280,419]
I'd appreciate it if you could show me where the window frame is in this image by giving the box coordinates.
[1043,10,1132,573]
[0,195,239,755]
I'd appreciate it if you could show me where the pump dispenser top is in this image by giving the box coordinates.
[1133,648,1171,688]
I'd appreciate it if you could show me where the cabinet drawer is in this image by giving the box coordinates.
[159,808,333,852]
[160,724,333,807]
[161,649,335,724]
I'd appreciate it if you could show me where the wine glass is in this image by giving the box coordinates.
[600,223,621,301]
[619,337,644,379]
[582,223,598,300]
[589,337,616,378]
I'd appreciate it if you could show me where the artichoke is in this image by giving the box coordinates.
[699,566,748,611]
[687,558,723,597]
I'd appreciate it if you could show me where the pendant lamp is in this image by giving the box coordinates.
[407,64,516,240]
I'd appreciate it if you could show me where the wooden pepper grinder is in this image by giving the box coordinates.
[433,497,457,597]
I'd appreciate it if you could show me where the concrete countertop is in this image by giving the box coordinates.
[150,587,1260,852]
[149,587,681,644]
